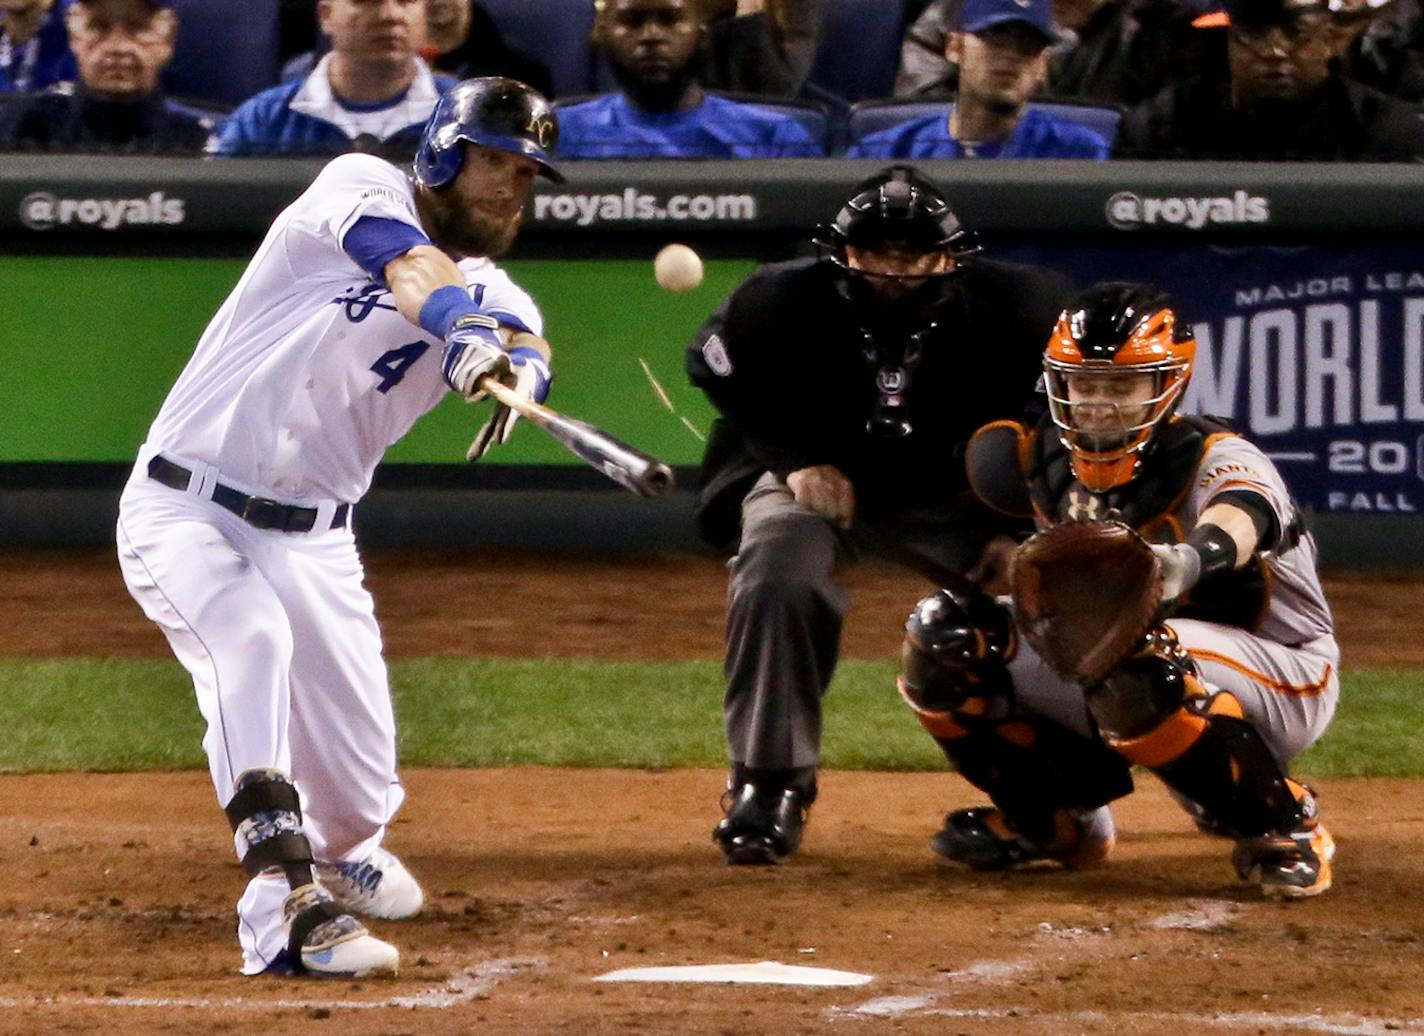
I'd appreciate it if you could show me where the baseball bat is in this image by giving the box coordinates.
[469,377,675,498]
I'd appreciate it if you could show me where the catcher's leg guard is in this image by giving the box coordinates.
[225,769,399,975]
[899,587,1016,720]
[1089,637,1332,898]
[1087,635,1302,836]
[899,589,1132,868]
[925,717,1130,869]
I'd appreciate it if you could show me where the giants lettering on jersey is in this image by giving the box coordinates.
[1197,462,1257,488]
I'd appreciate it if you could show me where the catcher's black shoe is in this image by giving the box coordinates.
[930,806,1115,871]
[1231,824,1334,899]
[713,783,809,865]
[1231,785,1335,899]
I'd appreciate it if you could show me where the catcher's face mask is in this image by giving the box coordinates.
[1044,283,1196,492]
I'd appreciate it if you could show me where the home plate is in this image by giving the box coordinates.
[595,962,873,987]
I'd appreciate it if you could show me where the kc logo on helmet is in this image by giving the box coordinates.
[19,190,186,231]
[1105,190,1269,231]
[527,113,555,149]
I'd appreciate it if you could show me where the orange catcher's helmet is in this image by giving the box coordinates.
[1044,282,1197,492]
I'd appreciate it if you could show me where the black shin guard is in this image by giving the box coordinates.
[1149,713,1303,838]
[934,719,1133,846]
[900,588,1132,845]
[1090,640,1304,839]
[224,769,316,890]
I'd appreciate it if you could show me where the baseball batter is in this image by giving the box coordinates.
[115,77,561,977]
[898,281,1339,898]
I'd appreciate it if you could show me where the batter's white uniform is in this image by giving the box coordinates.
[1008,432,1339,765]
[116,153,541,973]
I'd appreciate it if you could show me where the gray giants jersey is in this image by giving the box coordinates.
[145,153,542,504]
[1177,434,1336,662]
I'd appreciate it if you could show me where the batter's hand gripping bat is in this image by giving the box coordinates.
[468,376,675,498]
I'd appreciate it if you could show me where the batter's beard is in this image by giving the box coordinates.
[427,196,522,259]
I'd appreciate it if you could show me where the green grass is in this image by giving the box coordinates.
[0,658,1420,777]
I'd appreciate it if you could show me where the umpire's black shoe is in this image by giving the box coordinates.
[713,783,809,865]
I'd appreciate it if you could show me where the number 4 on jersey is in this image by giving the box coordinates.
[370,340,431,394]
[368,287,483,392]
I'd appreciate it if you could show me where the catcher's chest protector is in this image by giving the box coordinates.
[1028,415,1276,631]
[1027,415,1227,535]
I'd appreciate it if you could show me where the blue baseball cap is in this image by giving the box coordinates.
[960,0,1055,41]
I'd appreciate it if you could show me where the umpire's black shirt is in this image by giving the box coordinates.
[687,256,1073,547]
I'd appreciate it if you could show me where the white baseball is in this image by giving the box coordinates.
[654,243,704,294]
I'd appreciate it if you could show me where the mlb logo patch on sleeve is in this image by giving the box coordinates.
[702,334,733,376]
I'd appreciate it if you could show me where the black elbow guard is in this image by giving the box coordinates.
[1212,489,1282,551]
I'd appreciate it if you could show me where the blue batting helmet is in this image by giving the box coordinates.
[414,77,563,189]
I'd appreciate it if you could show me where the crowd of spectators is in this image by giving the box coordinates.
[1,0,1422,160]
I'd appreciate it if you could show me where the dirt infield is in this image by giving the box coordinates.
[3,548,1424,1035]
[7,547,1424,665]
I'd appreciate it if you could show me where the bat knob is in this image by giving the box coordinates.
[641,463,675,498]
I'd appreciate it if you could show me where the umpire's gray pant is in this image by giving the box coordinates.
[724,472,1000,775]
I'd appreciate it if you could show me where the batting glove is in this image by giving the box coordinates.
[1150,542,1202,603]
[442,313,511,401]
[467,346,552,462]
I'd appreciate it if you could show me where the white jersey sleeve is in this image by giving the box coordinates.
[1181,434,1335,651]
[1186,435,1295,544]
[458,260,544,338]
[294,152,428,257]
[294,153,543,338]
[144,152,549,505]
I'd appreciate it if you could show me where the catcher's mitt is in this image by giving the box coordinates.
[1009,520,1163,684]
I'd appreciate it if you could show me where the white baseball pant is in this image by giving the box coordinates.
[116,447,405,973]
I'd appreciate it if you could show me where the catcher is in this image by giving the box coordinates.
[898,281,1339,898]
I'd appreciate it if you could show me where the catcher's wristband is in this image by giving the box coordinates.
[1186,522,1236,579]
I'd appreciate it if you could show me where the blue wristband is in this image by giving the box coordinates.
[418,284,482,340]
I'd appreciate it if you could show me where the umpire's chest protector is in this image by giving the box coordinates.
[776,262,1066,507]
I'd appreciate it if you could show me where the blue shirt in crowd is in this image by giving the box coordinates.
[210,54,453,157]
[0,0,76,93]
[554,92,824,159]
[848,106,1111,160]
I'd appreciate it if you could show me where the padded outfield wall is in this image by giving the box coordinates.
[4,156,1424,559]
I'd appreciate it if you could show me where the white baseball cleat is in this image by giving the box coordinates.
[283,884,400,979]
[316,847,425,920]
